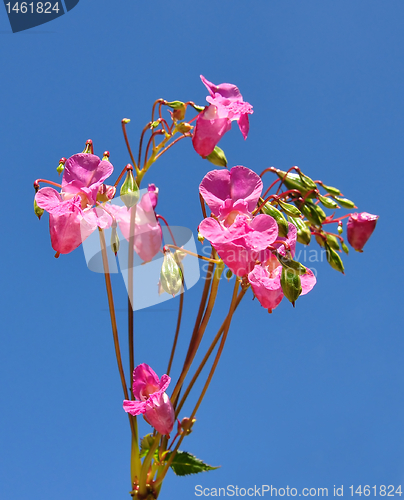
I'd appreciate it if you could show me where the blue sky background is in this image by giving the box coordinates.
[1,1,403,498]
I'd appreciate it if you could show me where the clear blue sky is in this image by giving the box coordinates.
[1,1,403,499]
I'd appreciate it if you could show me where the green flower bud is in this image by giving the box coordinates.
[177,122,193,134]
[205,146,227,167]
[331,196,356,209]
[120,169,139,208]
[325,243,345,274]
[110,225,120,255]
[140,434,155,458]
[341,240,349,254]
[34,198,44,220]
[160,250,183,297]
[262,203,289,237]
[226,269,233,281]
[280,267,302,306]
[321,183,341,196]
[166,100,186,110]
[191,103,205,112]
[278,199,301,218]
[56,157,66,175]
[337,223,343,235]
[318,193,339,209]
[275,170,317,197]
[287,216,311,245]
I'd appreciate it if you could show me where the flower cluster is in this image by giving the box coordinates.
[198,166,316,312]
[32,74,380,498]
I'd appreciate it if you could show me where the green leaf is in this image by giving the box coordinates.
[168,451,219,476]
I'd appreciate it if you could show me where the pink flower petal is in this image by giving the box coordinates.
[192,107,232,158]
[62,154,113,205]
[35,187,62,212]
[200,75,243,101]
[248,265,284,312]
[238,113,250,139]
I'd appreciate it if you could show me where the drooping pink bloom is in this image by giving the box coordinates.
[123,363,175,436]
[199,166,263,226]
[35,154,114,254]
[192,75,253,157]
[248,223,316,312]
[108,184,162,262]
[347,212,379,252]
[198,214,278,277]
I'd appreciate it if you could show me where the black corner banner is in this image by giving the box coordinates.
[3,0,79,32]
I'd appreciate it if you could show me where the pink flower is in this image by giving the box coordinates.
[199,214,278,277]
[192,75,253,157]
[123,363,175,436]
[347,212,379,252]
[199,166,263,226]
[35,153,113,254]
[248,223,316,312]
[108,185,162,262]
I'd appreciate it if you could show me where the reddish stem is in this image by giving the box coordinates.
[113,164,132,188]
[143,130,165,168]
[262,178,280,199]
[156,214,177,246]
[154,134,191,162]
[121,120,137,170]
[34,179,62,189]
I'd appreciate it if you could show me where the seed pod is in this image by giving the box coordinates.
[278,200,301,218]
[300,202,323,226]
[276,252,308,276]
[160,250,183,296]
[226,269,233,281]
[321,183,341,196]
[326,234,340,251]
[287,216,311,245]
[205,146,227,167]
[315,233,327,247]
[301,200,326,224]
[120,169,139,208]
[318,194,339,209]
[298,172,317,190]
[275,170,316,198]
[280,267,302,306]
[325,243,345,274]
[262,203,289,237]
[332,196,356,209]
